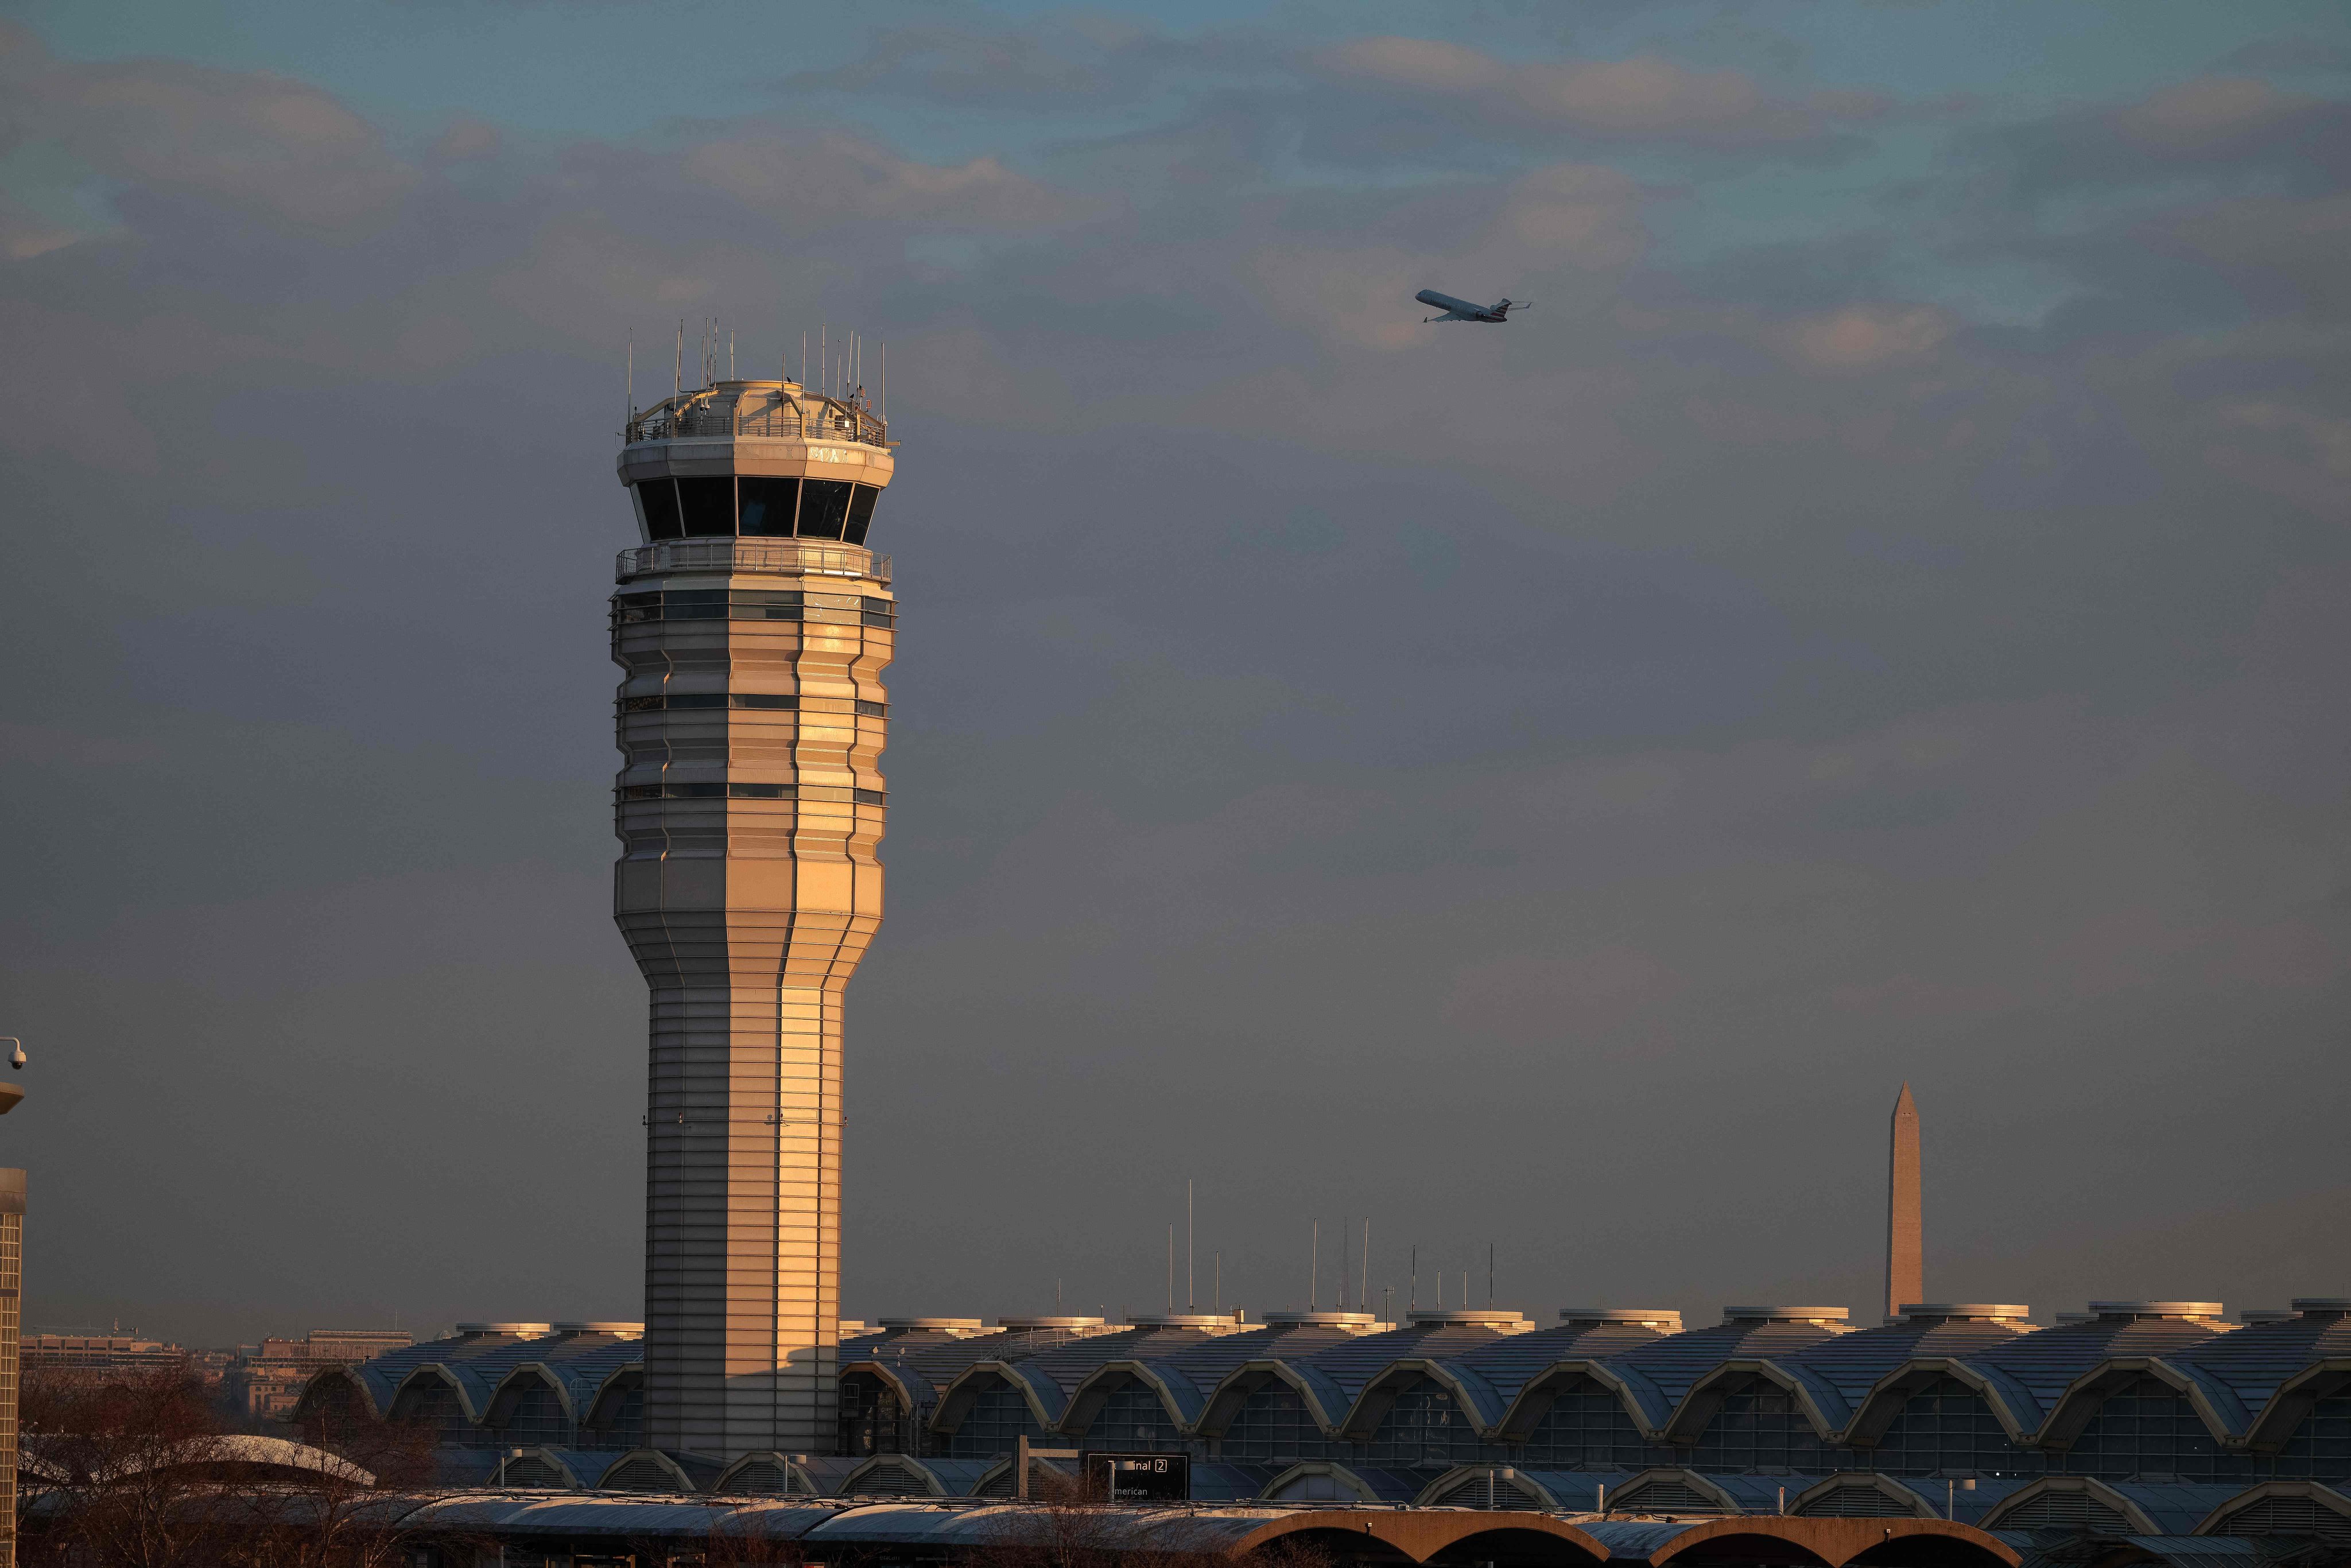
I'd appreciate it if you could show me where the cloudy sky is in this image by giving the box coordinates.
[1,0,2345,1346]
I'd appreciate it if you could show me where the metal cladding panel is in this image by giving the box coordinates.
[1301,1324,1518,1401]
[1964,1319,2228,1419]
[615,544,891,1462]
[1613,1321,1848,1406]
[2112,1483,2267,1536]
[1167,1324,1361,1384]
[1450,1323,1676,1404]
[1188,1461,1281,1500]
[2174,1314,2351,1412]
[1781,1317,2032,1404]
[1015,1327,1224,1395]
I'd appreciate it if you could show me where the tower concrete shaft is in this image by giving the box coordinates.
[612,378,894,1460]
[1887,1081,1922,1322]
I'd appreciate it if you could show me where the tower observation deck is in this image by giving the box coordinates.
[611,376,895,1460]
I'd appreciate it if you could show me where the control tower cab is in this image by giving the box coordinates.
[610,377,895,1461]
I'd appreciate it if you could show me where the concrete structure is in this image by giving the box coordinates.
[1886,1083,1921,1323]
[612,372,895,1462]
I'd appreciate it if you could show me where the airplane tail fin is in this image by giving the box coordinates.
[1496,297,1531,317]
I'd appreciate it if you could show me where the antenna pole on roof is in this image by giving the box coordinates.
[1340,1217,1348,1311]
[879,341,886,422]
[626,330,634,426]
[821,324,827,397]
[1167,1224,1174,1313]
[674,320,682,400]
[1363,1220,1371,1314]
[1309,1220,1318,1311]
[729,324,735,381]
[1410,1245,1417,1313]
[1489,1243,1495,1307]
[1186,1179,1194,1313]
[801,331,808,388]
[1214,1251,1221,1314]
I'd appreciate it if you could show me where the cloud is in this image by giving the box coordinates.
[1320,36,1888,144]
[1776,302,1956,372]
[0,24,416,234]
[2115,76,2319,149]
[682,130,1086,227]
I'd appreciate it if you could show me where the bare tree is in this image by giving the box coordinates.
[20,1361,236,1568]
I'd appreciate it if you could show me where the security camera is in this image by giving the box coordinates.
[6,1041,24,1072]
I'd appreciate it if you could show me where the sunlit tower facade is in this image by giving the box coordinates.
[611,362,894,1460]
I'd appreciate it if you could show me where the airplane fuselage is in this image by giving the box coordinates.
[1416,289,1516,323]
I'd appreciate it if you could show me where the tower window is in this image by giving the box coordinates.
[854,788,886,805]
[798,480,854,540]
[618,692,800,714]
[637,480,683,541]
[739,478,798,537]
[860,597,896,628]
[618,782,801,801]
[844,484,879,545]
[854,699,887,717]
[676,478,735,537]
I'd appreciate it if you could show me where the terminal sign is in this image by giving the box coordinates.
[1091,1453,1188,1503]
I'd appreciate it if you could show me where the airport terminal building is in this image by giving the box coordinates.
[297,1297,2351,1540]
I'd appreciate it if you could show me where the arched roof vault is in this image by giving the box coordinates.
[926,1361,1063,1436]
[582,1365,642,1431]
[386,1363,488,1423]
[1496,1360,1673,1441]
[292,1364,382,1422]
[483,1364,580,1425]
[1057,1360,1202,1436]
[2240,1359,2351,1450]
[1337,1358,1508,1439]
[1195,1360,1351,1438]
[838,1359,925,1418]
[1840,1358,2040,1447]
[1981,1476,2160,1535]
[1663,1359,1842,1444]
[2036,1357,2245,1449]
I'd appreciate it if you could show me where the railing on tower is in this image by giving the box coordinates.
[617,540,890,583]
[625,386,887,449]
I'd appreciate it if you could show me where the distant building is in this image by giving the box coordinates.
[24,1332,191,1377]
[225,1329,413,1422]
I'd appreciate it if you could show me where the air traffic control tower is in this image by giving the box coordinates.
[612,374,894,1460]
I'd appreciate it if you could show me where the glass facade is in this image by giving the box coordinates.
[1359,1379,1492,1469]
[1687,1375,1837,1474]
[1076,1379,1185,1453]
[634,479,883,544]
[393,1380,489,1449]
[1522,1378,1677,1471]
[944,1383,1049,1460]
[2063,1375,2251,1482]
[1871,1378,2043,1478]
[2276,1396,2351,1479]
[837,1372,904,1457]
[1218,1385,1335,1464]
[493,1381,572,1447]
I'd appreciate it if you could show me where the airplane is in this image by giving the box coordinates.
[1416,289,1528,323]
